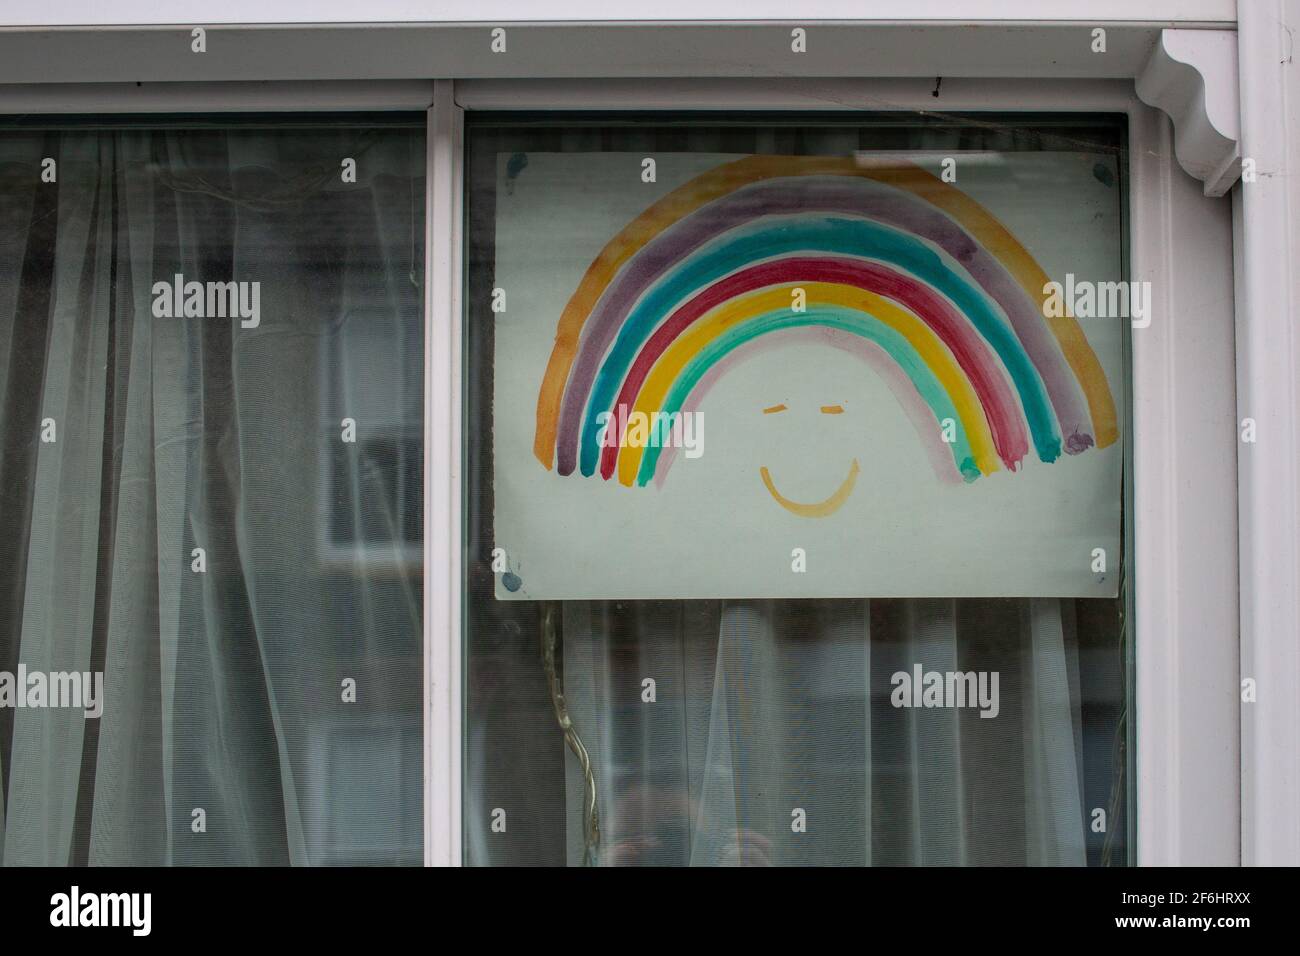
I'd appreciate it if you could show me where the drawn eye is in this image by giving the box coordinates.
[762,403,788,415]
[820,404,845,415]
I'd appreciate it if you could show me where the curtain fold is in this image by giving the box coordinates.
[0,132,50,861]
[1021,598,1086,865]
[5,131,112,866]
[560,596,1088,866]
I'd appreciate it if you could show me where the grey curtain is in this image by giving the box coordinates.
[0,121,425,865]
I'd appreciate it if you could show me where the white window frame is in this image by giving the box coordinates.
[1,11,1270,868]
[436,75,1241,867]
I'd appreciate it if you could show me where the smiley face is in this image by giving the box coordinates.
[758,403,861,518]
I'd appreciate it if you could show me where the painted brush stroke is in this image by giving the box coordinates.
[534,155,1117,490]
[652,326,966,490]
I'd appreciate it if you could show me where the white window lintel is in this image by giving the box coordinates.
[1136,28,1242,196]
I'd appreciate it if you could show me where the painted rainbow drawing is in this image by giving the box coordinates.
[532,155,1118,491]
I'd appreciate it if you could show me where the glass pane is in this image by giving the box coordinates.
[0,116,426,865]
[464,114,1131,866]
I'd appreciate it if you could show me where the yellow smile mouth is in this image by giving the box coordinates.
[759,458,861,517]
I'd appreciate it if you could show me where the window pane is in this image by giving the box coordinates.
[464,115,1131,866]
[0,116,425,865]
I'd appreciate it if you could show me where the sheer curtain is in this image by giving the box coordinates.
[559,598,1088,866]
[0,121,424,865]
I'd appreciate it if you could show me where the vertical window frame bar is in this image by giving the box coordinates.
[425,80,465,867]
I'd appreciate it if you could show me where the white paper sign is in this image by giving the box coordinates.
[492,151,1125,600]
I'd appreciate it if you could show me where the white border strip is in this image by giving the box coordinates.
[1130,99,1243,865]
[1236,0,1300,867]
[1,0,1238,28]
[426,80,464,867]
